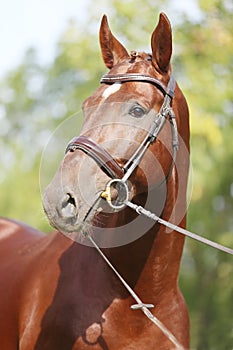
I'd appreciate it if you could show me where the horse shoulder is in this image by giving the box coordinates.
[0,218,73,349]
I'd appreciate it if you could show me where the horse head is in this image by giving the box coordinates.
[43,13,190,247]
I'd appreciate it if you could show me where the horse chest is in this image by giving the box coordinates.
[38,296,176,350]
[71,302,175,350]
[21,243,187,350]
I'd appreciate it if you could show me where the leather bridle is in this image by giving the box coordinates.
[64,72,233,255]
[65,73,178,208]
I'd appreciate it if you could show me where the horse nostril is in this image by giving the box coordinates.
[61,193,78,218]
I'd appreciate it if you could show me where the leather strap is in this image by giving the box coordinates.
[101,73,175,99]
[65,136,124,179]
[65,74,176,180]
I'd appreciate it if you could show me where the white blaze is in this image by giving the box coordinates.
[102,83,122,99]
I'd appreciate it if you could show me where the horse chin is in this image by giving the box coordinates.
[48,216,94,240]
[48,202,103,239]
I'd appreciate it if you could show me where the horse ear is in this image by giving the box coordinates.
[151,13,172,73]
[99,15,129,69]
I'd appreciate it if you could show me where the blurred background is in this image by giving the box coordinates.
[0,0,232,348]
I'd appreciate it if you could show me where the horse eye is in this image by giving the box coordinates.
[129,105,146,118]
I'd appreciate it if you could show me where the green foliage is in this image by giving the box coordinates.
[0,0,232,348]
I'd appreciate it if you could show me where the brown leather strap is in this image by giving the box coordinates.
[101,73,175,99]
[65,136,124,179]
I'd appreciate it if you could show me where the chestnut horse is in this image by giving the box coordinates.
[0,13,190,349]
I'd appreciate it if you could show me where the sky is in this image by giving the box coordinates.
[0,0,89,76]
[0,0,202,78]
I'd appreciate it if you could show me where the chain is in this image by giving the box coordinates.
[84,232,185,350]
[84,195,232,350]
[124,200,233,256]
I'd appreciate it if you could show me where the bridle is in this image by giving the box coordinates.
[65,72,233,255]
[66,72,178,208]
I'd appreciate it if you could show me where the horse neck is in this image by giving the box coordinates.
[102,170,186,299]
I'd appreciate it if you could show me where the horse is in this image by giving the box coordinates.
[0,13,190,349]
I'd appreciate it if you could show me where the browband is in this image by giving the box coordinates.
[101,73,176,99]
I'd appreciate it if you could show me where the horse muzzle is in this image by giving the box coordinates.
[42,137,128,234]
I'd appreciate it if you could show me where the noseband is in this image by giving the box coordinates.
[66,73,178,205]
[65,135,124,179]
